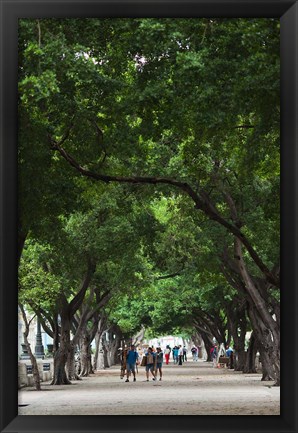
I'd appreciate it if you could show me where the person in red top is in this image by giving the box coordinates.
[164,345,171,365]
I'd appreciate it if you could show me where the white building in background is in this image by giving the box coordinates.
[142,335,208,360]
[144,335,187,349]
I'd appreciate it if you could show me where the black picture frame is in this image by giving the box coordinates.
[0,1,297,432]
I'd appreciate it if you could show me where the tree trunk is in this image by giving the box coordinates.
[243,332,257,374]
[234,348,246,371]
[109,335,121,365]
[235,239,280,385]
[80,336,93,376]
[51,349,71,385]
[93,332,100,371]
[97,336,106,370]
[200,332,213,362]
[102,338,110,368]
[92,317,107,371]
[24,334,41,391]
[51,316,71,385]
[102,327,122,367]
[260,352,275,381]
[247,303,277,382]
[132,326,145,346]
[233,330,246,372]
[109,325,124,365]
[191,332,204,358]
[106,337,120,367]
[103,337,112,368]
[53,316,59,354]
[19,305,41,390]
[66,342,81,380]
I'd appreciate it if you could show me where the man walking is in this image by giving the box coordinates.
[183,346,187,361]
[125,344,139,382]
[155,347,164,381]
[178,345,183,365]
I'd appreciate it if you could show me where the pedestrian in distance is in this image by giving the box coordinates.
[145,347,157,381]
[211,344,218,368]
[172,346,176,361]
[178,345,183,365]
[183,346,187,361]
[191,346,199,361]
[225,345,234,369]
[172,346,179,364]
[155,347,164,381]
[225,345,233,357]
[164,345,171,365]
[125,344,139,382]
[195,346,200,361]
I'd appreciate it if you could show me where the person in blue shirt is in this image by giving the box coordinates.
[172,346,179,364]
[225,345,234,369]
[226,346,233,357]
[155,347,164,381]
[125,344,139,382]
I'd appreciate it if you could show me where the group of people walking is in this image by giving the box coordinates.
[119,342,235,382]
[120,344,164,382]
[120,343,233,382]
[169,345,188,365]
[119,343,194,382]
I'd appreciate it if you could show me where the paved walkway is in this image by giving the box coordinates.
[18,359,280,415]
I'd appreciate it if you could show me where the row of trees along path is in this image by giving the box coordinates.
[18,18,280,387]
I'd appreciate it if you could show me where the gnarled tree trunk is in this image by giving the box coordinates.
[19,305,41,391]
[191,332,204,358]
[66,342,81,381]
[200,332,213,362]
[103,325,123,367]
[226,297,247,371]
[80,335,94,376]
[110,336,121,365]
[93,316,107,371]
[247,303,276,382]
[51,313,71,385]
[243,332,257,374]
[234,239,280,385]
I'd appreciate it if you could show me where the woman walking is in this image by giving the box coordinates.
[164,345,171,365]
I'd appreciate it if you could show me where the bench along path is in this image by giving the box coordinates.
[18,359,280,415]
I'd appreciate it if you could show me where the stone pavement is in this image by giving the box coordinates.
[18,359,280,415]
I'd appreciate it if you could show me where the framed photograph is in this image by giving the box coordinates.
[1,0,297,432]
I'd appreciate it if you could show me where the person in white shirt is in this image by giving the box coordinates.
[178,345,183,365]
